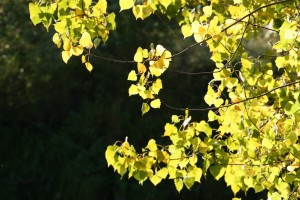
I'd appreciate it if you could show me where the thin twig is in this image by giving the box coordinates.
[159,79,300,111]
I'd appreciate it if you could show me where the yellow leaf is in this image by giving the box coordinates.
[29,3,41,25]
[181,24,193,38]
[164,123,178,136]
[79,32,93,49]
[152,78,162,91]
[70,46,84,56]
[275,56,286,69]
[105,145,118,167]
[174,178,183,192]
[159,0,172,9]
[85,62,93,72]
[62,51,72,63]
[54,21,67,34]
[192,21,207,43]
[134,47,143,62]
[95,0,107,13]
[203,6,212,17]
[81,55,86,63]
[150,175,162,186]
[137,63,147,74]
[241,58,253,69]
[143,49,149,58]
[52,33,61,48]
[198,25,207,40]
[233,0,242,4]
[150,99,161,108]
[119,0,134,11]
[127,70,137,81]
[63,38,71,51]
[146,139,158,151]
[215,98,224,107]
[128,84,139,96]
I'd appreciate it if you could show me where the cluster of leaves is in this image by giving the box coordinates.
[128,44,171,114]
[29,0,300,199]
[29,0,116,71]
[105,111,207,191]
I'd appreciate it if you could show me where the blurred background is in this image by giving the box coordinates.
[0,1,266,199]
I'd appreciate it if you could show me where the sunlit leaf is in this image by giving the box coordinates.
[120,0,134,11]
[181,24,193,38]
[127,70,138,81]
[141,103,150,115]
[62,50,72,63]
[129,84,139,96]
[85,62,93,72]
[134,47,144,63]
[79,32,93,49]
[105,145,118,167]
[29,3,41,25]
[150,99,161,108]
[174,178,183,192]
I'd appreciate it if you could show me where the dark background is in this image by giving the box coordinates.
[0,1,266,199]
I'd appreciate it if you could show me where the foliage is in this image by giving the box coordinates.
[29,0,300,199]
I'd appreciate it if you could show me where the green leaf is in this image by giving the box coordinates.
[133,171,149,184]
[132,5,152,20]
[210,165,226,180]
[93,38,101,49]
[141,103,150,115]
[183,176,195,189]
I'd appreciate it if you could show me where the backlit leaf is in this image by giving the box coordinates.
[29,3,41,25]
[150,99,161,109]
[85,62,93,72]
[105,145,118,167]
[79,32,93,49]
[141,103,150,115]
[62,51,72,63]
[159,0,172,9]
[146,139,158,151]
[120,0,134,11]
[129,84,139,96]
[181,24,193,38]
[134,47,144,63]
[137,63,147,74]
[127,70,138,81]
[174,178,183,192]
